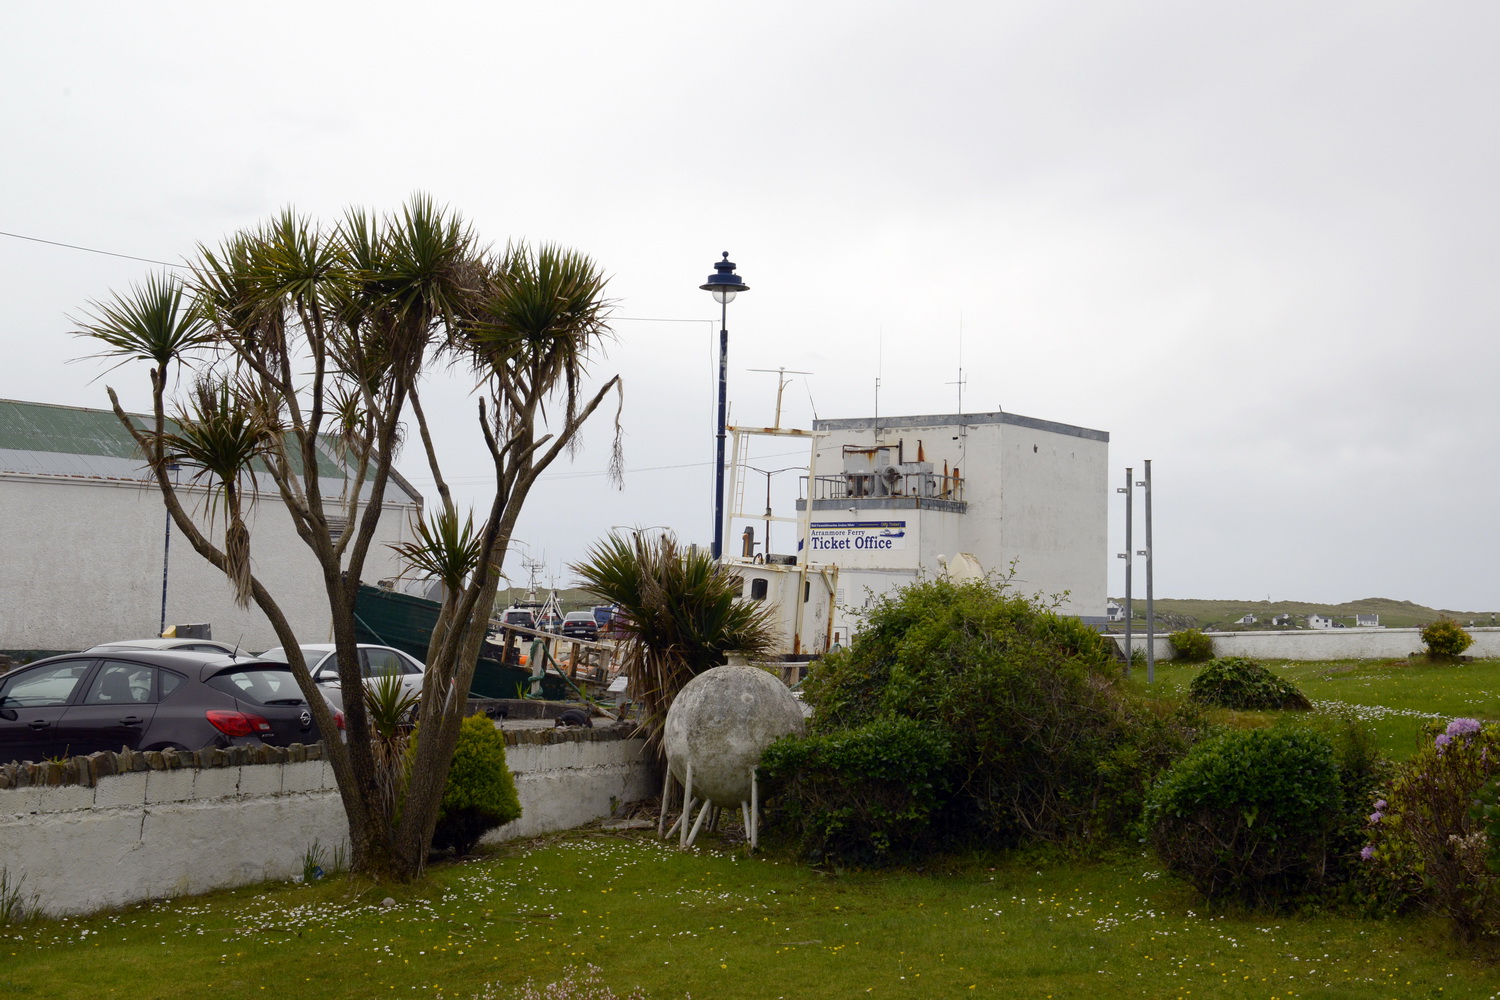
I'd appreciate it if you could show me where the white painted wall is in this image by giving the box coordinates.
[0,733,656,918]
[0,474,416,652]
[1110,627,1500,662]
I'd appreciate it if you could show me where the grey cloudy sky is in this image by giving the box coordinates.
[4,2,1497,611]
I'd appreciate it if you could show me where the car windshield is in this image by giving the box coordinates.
[205,667,307,706]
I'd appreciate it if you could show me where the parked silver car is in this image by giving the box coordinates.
[259,643,425,712]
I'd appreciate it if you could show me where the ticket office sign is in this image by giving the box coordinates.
[809,520,908,553]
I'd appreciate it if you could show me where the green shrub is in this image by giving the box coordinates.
[1364,718,1500,941]
[1168,628,1214,663]
[759,718,954,865]
[1422,617,1474,659]
[1145,728,1343,906]
[1274,710,1393,894]
[800,578,1196,848]
[1471,774,1500,873]
[1188,656,1311,710]
[429,714,522,855]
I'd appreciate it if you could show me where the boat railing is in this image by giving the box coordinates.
[808,470,964,502]
[487,623,620,689]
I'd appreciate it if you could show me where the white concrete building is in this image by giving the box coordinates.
[0,399,422,655]
[1308,613,1336,629]
[724,409,1108,655]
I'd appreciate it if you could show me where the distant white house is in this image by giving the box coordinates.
[1270,613,1293,627]
[1234,613,1257,625]
[1308,613,1335,629]
[1106,601,1124,622]
[1355,613,1381,627]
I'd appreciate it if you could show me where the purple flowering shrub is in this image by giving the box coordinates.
[1363,718,1500,940]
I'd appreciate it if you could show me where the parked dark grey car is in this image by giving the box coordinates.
[0,650,323,764]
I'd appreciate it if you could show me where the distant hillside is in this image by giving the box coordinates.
[1108,597,1496,631]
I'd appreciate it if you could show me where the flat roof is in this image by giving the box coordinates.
[813,410,1108,443]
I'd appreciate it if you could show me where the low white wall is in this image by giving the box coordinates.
[1110,627,1500,662]
[0,732,656,918]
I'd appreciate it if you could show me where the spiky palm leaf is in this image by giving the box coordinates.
[467,245,612,414]
[334,196,480,389]
[72,272,215,372]
[162,379,278,606]
[570,531,777,755]
[391,508,484,593]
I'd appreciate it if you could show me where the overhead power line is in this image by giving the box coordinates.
[0,230,185,268]
[404,447,814,486]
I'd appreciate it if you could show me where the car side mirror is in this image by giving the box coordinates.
[0,708,16,721]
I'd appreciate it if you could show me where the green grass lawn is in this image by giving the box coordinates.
[1127,657,1500,760]
[6,657,1500,999]
[3,834,1498,1000]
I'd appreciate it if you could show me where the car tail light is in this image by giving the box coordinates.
[205,710,274,737]
[334,710,346,731]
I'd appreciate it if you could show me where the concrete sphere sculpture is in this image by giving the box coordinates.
[661,665,804,848]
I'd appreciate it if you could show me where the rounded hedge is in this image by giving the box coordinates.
[1188,656,1311,711]
[1421,617,1473,659]
[1168,628,1214,663]
[1145,727,1342,905]
[759,717,954,865]
[430,713,522,855]
[797,578,1195,852]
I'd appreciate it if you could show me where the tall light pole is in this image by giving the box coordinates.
[1117,467,1133,677]
[158,461,181,637]
[1139,461,1154,684]
[699,252,749,560]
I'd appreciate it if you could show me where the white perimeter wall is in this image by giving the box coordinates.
[0,735,656,917]
[1110,627,1500,662]
[0,474,416,652]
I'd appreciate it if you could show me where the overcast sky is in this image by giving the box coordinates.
[4,2,1497,611]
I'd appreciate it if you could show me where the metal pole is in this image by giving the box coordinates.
[159,504,171,637]
[1123,466,1133,676]
[712,298,729,560]
[1144,460,1155,684]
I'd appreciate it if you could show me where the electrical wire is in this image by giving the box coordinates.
[0,230,185,268]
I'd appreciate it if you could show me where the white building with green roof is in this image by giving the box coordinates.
[0,398,423,656]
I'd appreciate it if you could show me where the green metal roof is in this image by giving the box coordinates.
[0,398,421,505]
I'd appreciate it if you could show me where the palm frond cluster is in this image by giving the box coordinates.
[571,532,778,756]
[72,194,625,881]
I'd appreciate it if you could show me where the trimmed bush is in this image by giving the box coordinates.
[1364,719,1500,940]
[1168,628,1214,663]
[758,718,954,865]
[1422,617,1474,659]
[1188,656,1311,711]
[430,714,522,855]
[1146,728,1343,905]
[799,578,1196,849]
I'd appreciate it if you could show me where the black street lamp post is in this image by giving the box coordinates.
[699,252,749,560]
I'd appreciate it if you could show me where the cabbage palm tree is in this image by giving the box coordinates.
[74,197,623,882]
